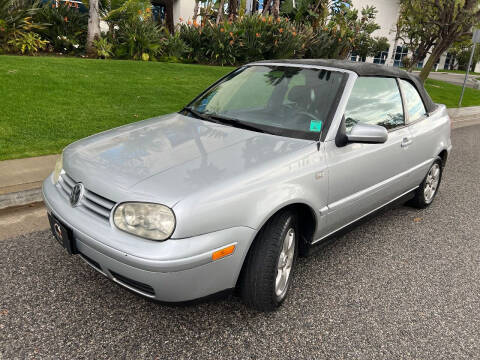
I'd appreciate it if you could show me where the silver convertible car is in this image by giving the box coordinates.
[43,60,451,311]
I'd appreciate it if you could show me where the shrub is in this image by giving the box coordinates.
[7,30,48,54]
[34,1,88,53]
[235,15,305,61]
[179,20,241,65]
[401,56,412,69]
[0,0,45,53]
[179,14,306,65]
[303,26,351,59]
[93,35,113,58]
[113,17,163,60]
[160,29,191,60]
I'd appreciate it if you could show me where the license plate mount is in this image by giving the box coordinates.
[48,213,77,255]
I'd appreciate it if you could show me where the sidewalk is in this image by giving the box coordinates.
[447,106,480,127]
[1,107,480,210]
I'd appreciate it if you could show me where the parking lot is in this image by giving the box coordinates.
[1,125,479,359]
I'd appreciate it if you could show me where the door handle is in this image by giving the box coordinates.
[401,137,413,147]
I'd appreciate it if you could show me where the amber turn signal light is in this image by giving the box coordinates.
[212,245,235,261]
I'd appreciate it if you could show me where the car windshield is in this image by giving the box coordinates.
[186,65,346,140]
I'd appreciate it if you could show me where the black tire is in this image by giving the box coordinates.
[240,210,297,311]
[409,157,443,209]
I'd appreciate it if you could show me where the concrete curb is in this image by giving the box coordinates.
[0,188,43,210]
[0,154,57,211]
[1,109,479,212]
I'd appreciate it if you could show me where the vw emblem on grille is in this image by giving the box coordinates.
[70,183,84,207]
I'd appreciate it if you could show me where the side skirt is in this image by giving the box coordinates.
[305,187,417,255]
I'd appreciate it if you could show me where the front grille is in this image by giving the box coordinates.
[110,270,155,296]
[57,171,116,221]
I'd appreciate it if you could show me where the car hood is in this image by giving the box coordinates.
[64,113,313,207]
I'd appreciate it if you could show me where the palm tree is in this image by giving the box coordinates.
[227,0,237,19]
[193,0,200,20]
[262,0,271,14]
[86,0,101,56]
[216,0,225,24]
[272,0,280,17]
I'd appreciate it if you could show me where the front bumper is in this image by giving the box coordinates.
[42,175,256,302]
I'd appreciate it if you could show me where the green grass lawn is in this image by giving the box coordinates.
[424,78,480,108]
[1,55,480,161]
[0,56,233,160]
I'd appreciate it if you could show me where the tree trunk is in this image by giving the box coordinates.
[193,0,199,20]
[216,0,225,24]
[262,0,271,15]
[228,0,237,19]
[272,0,280,17]
[408,43,431,72]
[165,0,174,33]
[419,42,450,82]
[86,0,101,57]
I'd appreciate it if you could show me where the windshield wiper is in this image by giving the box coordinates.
[183,107,272,134]
[206,113,272,134]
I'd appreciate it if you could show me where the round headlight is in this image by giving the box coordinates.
[113,202,176,241]
[52,153,63,184]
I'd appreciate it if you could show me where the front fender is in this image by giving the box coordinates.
[171,144,328,239]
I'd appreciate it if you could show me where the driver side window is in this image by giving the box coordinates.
[344,77,405,132]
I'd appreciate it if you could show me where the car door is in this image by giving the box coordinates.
[322,76,413,237]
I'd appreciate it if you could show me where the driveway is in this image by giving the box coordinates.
[1,125,480,359]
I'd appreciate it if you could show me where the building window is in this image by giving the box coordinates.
[373,49,389,64]
[350,52,366,62]
[152,4,167,24]
[444,52,456,70]
[393,45,408,67]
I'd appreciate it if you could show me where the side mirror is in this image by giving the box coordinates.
[347,123,388,144]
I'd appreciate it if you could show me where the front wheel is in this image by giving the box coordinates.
[240,210,297,311]
[409,158,443,209]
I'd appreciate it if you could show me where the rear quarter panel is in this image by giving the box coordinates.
[406,104,451,187]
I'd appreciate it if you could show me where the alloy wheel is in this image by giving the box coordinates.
[424,163,440,203]
[275,228,295,299]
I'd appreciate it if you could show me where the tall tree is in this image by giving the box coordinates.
[451,38,480,70]
[412,0,480,82]
[86,0,101,56]
[349,6,380,60]
[396,0,438,71]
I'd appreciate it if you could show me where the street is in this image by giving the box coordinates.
[1,125,479,359]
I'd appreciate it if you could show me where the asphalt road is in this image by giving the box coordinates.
[1,125,480,359]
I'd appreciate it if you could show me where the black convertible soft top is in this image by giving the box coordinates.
[252,59,437,113]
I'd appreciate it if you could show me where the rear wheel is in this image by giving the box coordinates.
[240,210,297,311]
[410,158,443,208]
